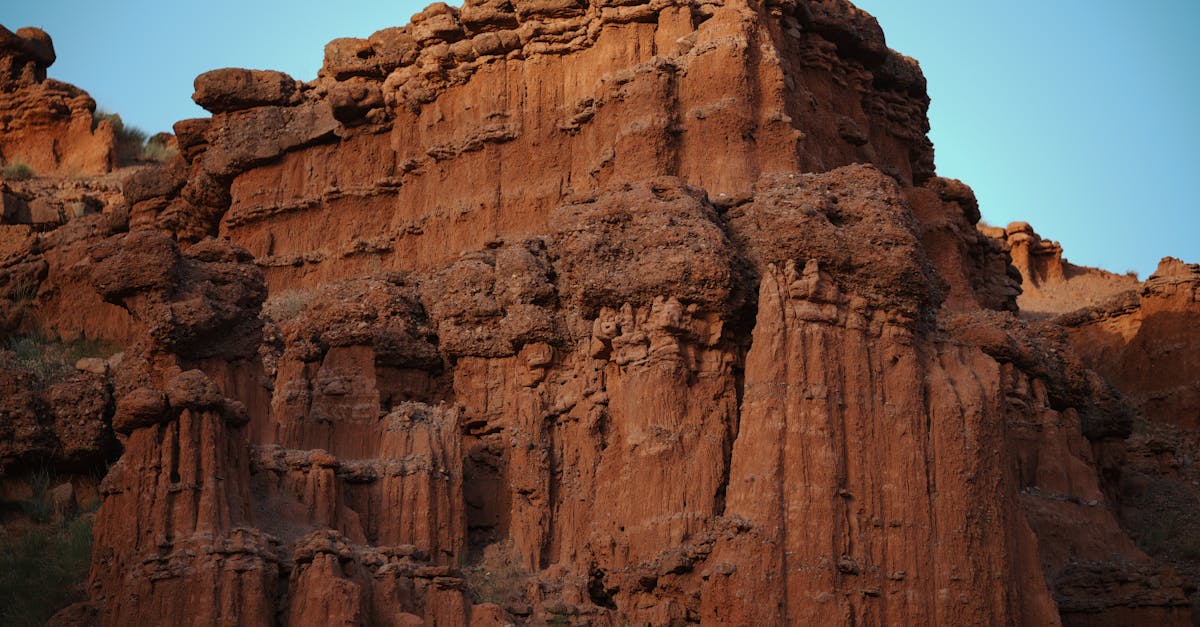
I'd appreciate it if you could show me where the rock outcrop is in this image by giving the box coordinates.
[987,222,1200,621]
[0,367,117,473]
[0,26,116,176]
[982,221,1140,316]
[1,1,1197,626]
[1056,258,1200,429]
[165,0,936,278]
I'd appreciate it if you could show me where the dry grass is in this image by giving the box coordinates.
[141,135,178,163]
[0,335,118,388]
[2,162,35,181]
[462,541,530,608]
[94,110,174,164]
[262,289,315,324]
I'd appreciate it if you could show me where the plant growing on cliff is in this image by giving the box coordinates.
[0,335,118,388]
[462,542,530,608]
[94,109,148,165]
[262,289,315,323]
[4,276,39,303]
[140,134,178,163]
[1132,507,1200,561]
[17,468,55,524]
[1,162,35,181]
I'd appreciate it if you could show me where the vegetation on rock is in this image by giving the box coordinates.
[1,162,35,181]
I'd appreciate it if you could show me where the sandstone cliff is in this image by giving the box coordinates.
[0,1,1196,626]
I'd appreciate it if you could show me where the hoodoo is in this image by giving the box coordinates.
[0,1,1197,626]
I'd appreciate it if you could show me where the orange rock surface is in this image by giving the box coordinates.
[0,1,1197,625]
[0,26,116,176]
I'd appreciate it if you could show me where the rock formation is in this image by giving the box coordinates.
[982,221,1140,316]
[0,25,116,176]
[1057,258,1200,429]
[0,1,1196,625]
[993,224,1200,620]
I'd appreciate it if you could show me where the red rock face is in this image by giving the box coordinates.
[168,0,935,279]
[0,26,116,176]
[705,264,1058,625]
[2,1,1198,626]
[1057,259,1200,430]
[993,220,1199,432]
[983,219,1200,620]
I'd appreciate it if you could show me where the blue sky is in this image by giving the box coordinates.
[4,1,1197,276]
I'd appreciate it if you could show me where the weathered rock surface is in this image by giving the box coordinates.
[88,230,267,360]
[1056,258,1200,429]
[1,1,1197,626]
[0,25,116,176]
[0,368,117,472]
[176,0,938,287]
[987,229,1200,621]
[193,68,300,114]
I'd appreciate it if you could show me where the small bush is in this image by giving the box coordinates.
[0,335,118,388]
[4,276,39,302]
[0,513,94,626]
[1131,506,1200,562]
[2,162,35,181]
[463,542,530,608]
[262,289,315,324]
[94,110,148,165]
[140,135,178,163]
[18,468,55,524]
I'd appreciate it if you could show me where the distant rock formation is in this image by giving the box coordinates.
[988,218,1200,621]
[1057,258,1200,430]
[982,221,1141,315]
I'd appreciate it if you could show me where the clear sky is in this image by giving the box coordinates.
[3,1,1197,276]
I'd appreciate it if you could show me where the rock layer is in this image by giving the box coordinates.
[1057,258,1200,429]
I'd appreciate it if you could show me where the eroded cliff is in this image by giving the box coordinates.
[0,1,1197,625]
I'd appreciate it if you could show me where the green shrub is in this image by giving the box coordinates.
[140,135,178,163]
[18,468,55,524]
[94,110,148,165]
[2,162,35,181]
[1140,511,1200,560]
[0,513,94,626]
